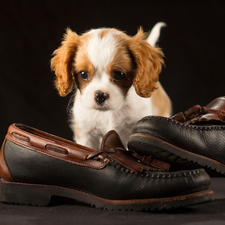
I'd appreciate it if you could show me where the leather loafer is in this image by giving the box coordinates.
[0,124,213,211]
[128,97,225,175]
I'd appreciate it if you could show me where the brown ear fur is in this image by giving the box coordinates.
[129,28,164,98]
[51,28,79,97]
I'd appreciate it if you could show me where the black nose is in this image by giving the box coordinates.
[94,91,109,105]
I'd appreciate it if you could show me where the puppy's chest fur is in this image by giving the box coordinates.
[72,87,153,148]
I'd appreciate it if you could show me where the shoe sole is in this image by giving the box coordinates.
[129,133,225,175]
[0,179,214,211]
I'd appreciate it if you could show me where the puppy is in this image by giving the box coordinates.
[51,23,172,150]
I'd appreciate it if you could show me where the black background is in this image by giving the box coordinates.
[1,0,225,143]
[1,1,225,224]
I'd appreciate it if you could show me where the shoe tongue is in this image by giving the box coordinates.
[100,130,125,150]
[206,97,225,111]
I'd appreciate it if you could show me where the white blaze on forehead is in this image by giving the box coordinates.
[79,29,127,111]
[87,29,117,73]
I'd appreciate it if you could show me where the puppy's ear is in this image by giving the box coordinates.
[51,28,79,97]
[129,27,164,98]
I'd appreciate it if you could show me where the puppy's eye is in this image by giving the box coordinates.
[79,71,89,81]
[113,71,126,81]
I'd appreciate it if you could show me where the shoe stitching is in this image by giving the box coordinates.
[110,161,205,179]
[142,116,225,130]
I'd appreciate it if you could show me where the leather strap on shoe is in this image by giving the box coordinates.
[131,150,171,171]
[86,147,171,172]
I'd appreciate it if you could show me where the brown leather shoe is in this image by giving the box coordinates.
[128,97,225,175]
[0,124,214,211]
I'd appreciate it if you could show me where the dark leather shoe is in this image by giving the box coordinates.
[128,97,225,175]
[0,124,213,211]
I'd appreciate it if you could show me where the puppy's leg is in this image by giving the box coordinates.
[76,133,100,150]
[73,122,100,150]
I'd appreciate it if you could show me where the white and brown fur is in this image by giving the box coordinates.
[51,22,172,149]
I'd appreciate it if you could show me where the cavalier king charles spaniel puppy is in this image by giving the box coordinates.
[51,23,172,149]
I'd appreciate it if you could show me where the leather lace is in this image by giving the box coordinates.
[172,105,225,125]
[86,147,123,160]
[86,147,171,171]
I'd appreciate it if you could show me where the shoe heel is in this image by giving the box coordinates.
[0,180,52,206]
